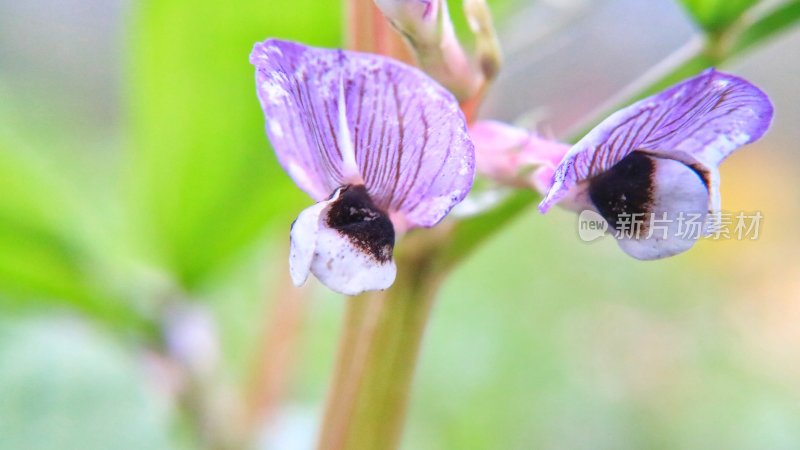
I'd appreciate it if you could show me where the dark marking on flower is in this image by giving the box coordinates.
[588,151,654,233]
[686,163,710,190]
[326,185,395,263]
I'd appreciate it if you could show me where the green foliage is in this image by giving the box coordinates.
[0,319,174,450]
[447,0,518,45]
[126,0,342,289]
[0,141,93,303]
[408,209,800,449]
[439,189,537,270]
[733,1,800,54]
[0,135,145,331]
[678,0,758,33]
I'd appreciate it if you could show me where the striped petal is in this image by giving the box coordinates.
[540,69,773,213]
[251,39,475,228]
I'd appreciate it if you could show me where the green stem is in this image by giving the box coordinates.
[317,4,449,448]
[317,190,535,450]
[318,228,450,450]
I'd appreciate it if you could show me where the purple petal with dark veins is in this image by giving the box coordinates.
[250,39,475,228]
[540,69,773,212]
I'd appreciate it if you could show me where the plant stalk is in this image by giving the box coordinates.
[318,227,450,450]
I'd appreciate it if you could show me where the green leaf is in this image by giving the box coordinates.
[447,0,519,41]
[678,0,758,33]
[0,148,86,301]
[733,1,800,55]
[0,138,149,333]
[126,0,341,289]
[0,318,174,450]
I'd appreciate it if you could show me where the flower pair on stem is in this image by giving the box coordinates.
[252,39,772,295]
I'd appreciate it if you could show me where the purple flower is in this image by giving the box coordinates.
[540,69,773,259]
[250,39,475,295]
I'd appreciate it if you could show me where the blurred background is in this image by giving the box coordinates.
[0,0,798,449]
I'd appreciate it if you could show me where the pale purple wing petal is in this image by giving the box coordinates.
[540,69,773,212]
[251,39,475,227]
[251,40,350,201]
[343,49,474,228]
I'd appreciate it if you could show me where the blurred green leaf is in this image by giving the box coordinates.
[678,0,758,32]
[126,0,341,289]
[439,190,537,271]
[448,0,519,41]
[0,137,149,332]
[0,318,175,450]
[733,1,800,55]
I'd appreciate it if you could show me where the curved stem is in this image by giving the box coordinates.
[318,228,449,450]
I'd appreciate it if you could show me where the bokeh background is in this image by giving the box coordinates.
[0,0,798,449]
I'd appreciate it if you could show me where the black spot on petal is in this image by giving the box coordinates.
[326,185,395,263]
[588,151,655,232]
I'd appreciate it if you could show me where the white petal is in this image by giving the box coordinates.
[310,226,396,296]
[288,186,397,296]
[289,194,337,287]
[614,157,709,260]
[336,75,359,181]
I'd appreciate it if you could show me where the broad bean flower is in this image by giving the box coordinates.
[250,39,474,295]
[539,69,773,259]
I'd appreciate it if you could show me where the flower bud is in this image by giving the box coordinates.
[373,0,500,101]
